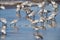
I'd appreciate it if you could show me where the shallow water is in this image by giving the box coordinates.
[0,4,60,40]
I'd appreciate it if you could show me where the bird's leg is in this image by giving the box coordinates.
[16,6,21,19]
[16,10,21,19]
[32,14,38,30]
[32,14,35,21]
[13,23,19,31]
[36,30,40,34]
[45,12,49,23]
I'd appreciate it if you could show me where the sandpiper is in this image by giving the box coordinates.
[26,16,39,24]
[0,5,5,10]
[37,1,45,8]
[33,26,46,31]
[0,18,7,35]
[47,12,57,20]
[48,18,57,28]
[10,19,19,31]
[28,11,36,17]
[51,1,58,11]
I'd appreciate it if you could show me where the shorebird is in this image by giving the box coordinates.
[51,1,58,9]
[51,1,56,5]
[37,1,45,8]
[47,12,57,20]
[33,26,40,31]
[26,16,39,24]
[32,20,39,24]
[43,9,51,22]
[10,19,19,31]
[22,1,29,6]
[1,25,7,35]
[43,9,51,13]
[16,1,34,9]
[23,7,32,15]
[24,8,37,23]
[20,1,32,8]
[10,19,18,25]
[38,9,44,19]
[16,4,21,12]
[0,5,5,10]
[0,18,7,35]
[48,18,57,28]
[27,11,36,17]
[26,16,33,22]
[39,17,46,23]
[21,1,34,7]
[33,26,46,31]
[47,11,57,28]
[0,18,7,24]
[38,9,51,15]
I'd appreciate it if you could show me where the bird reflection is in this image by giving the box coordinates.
[33,31,43,40]
[0,34,6,40]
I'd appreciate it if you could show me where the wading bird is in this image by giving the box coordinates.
[0,18,7,35]
[33,26,46,31]
[47,11,57,20]
[26,16,39,24]
[0,5,5,10]
[48,18,57,28]
[51,1,58,12]
[37,1,45,8]
[23,7,32,15]
[27,11,36,17]
[10,19,19,31]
